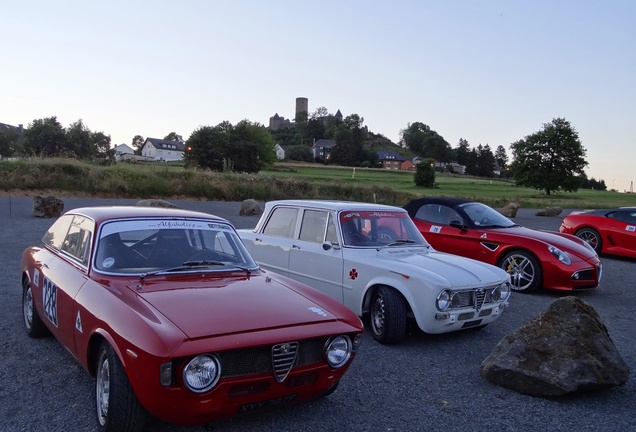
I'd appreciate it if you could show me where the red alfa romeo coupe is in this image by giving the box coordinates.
[560,207,636,258]
[404,197,602,293]
[20,206,363,431]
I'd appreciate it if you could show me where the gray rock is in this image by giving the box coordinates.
[535,206,562,217]
[479,296,630,397]
[499,202,520,218]
[136,199,181,208]
[32,195,64,218]
[239,199,262,216]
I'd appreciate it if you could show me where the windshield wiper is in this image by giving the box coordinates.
[227,264,254,275]
[387,239,418,246]
[377,239,427,250]
[181,260,225,266]
[140,261,226,280]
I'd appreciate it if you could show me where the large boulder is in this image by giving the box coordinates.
[136,199,181,209]
[32,195,64,218]
[535,206,562,217]
[240,199,262,216]
[499,202,520,218]
[479,296,630,397]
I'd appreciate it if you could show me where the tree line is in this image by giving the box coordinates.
[0,110,605,194]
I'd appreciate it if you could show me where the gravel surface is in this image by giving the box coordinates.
[1,196,634,432]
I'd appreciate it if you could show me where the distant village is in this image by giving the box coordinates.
[0,97,466,174]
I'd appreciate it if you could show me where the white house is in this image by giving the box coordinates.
[112,143,135,161]
[274,143,285,160]
[141,138,185,162]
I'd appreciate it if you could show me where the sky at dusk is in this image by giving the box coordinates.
[2,1,634,191]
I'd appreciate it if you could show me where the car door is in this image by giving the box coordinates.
[248,206,299,276]
[607,210,636,253]
[288,210,345,303]
[37,215,92,355]
[412,203,481,259]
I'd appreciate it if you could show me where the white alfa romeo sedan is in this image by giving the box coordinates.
[238,200,511,344]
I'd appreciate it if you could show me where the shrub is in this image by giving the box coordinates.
[414,158,435,187]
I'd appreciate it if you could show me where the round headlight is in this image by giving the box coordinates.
[450,292,462,308]
[325,336,352,368]
[436,290,451,311]
[491,286,501,302]
[499,282,511,300]
[182,354,221,393]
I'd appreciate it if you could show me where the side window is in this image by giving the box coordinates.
[263,207,298,238]
[42,215,74,250]
[299,210,328,243]
[326,213,339,244]
[415,204,443,224]
[60,216,93,264]
[609,211,636,224]
[447,209,462,224]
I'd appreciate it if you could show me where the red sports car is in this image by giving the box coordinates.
[20,206,362,431]
[560,207,636,258]
[403,197,602,293]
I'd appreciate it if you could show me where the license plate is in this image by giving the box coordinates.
[239,394,298,412]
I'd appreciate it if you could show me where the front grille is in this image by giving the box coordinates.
[272,342,299,382]
[454,287,496,309]
[479,308,493,317]
[458,312,475,321]
[572,269,595,281]
[474,289,486,310]
[218,337,326,379]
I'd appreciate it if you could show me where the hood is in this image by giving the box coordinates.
[489,226,596,259]
[376,247,508,288]
[132,273,339,339]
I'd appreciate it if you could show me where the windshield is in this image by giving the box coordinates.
[340,210,429,247]
[460,203,516,228]
[94,218,257,274]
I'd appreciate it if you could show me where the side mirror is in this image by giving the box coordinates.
[449,220,466,230]
[322,240,335,251]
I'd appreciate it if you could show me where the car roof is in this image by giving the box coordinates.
[574,207,636,217]
[264,200,404,212]
[63,206,229,224]
[403,197,473,217]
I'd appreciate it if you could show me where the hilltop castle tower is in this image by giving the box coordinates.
[295,97,308,120]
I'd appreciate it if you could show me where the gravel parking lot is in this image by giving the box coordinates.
[1,196,634,432]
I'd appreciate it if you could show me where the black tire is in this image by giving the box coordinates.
[22,277,49,338]
[95,342,147,432]
[370,286,407,344]
[575,227,602,253]
[499,250,542,293]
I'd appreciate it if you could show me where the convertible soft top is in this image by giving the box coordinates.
[403,197,472,217]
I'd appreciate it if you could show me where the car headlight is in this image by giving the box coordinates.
[182,354,221,393]
[548,244,571,265]
[325,336,352,368]
[492,282,511,301]
[436,290,451,311]
[352,334,362,353]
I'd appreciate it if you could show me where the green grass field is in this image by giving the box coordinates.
[2,158,635,209]
[267,163,636,209]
